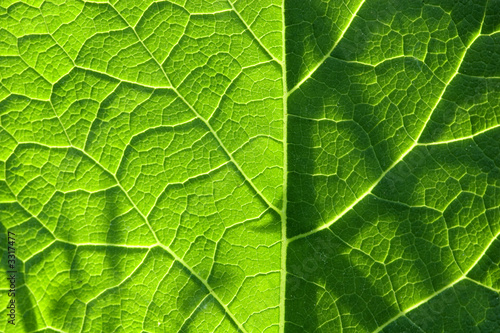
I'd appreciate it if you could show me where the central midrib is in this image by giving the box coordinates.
[279,0,288,332]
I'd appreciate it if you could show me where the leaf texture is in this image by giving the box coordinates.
[0,0,499,332]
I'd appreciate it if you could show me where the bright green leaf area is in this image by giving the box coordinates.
[1,0,500,332]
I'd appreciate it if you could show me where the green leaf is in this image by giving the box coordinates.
[1,0,499,332]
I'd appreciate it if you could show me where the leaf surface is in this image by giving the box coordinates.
[1,0,499,332]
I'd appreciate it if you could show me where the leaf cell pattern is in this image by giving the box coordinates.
[0,0,499,332]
